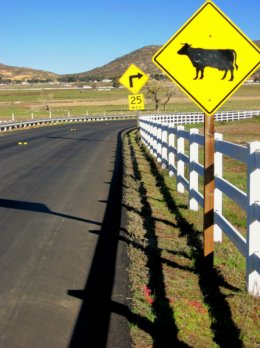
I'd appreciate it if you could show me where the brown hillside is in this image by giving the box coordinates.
[0,63,58,82]
[72,46,162,79]
[65,41,260,80]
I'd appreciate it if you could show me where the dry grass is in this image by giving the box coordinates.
[123,127,260,348]
[0,83,260,120]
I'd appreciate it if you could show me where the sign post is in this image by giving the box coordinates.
[152,0,260,265]
[204,113,215,266]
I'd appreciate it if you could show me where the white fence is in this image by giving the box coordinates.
[139,112,260,296]
[141,109,260,125]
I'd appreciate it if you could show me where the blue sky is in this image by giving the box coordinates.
[1,0,259,74]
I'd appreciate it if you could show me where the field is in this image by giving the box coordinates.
[0,83,260,121]
[123,118,260,347]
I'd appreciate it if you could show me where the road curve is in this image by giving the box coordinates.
[0,120,136,347]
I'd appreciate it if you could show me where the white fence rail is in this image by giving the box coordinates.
[141,109,260,125]
[139,113,260,296]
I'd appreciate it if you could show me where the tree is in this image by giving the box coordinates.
[112,76,120,88]
[145,80,175,111]
[145,81,161,110]
[162,89,174,111]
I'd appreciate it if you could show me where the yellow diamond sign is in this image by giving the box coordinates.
[119,64,149,94]
[153,1,260,115]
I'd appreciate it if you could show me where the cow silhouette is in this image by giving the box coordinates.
[177,43,238,81]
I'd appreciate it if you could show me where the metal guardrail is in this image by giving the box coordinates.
[0,114,137,132]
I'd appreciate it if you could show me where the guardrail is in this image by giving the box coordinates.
[0,114,137,132]
[139,114,260,296]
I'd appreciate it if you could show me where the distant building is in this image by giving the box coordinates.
[97,86,113,91]
[77,85,92,89]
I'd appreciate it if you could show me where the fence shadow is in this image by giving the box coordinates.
[127,135,191,347]
[139,139,243,348]
[67,129,133,347]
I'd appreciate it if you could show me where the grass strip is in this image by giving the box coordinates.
[123,129,260,347]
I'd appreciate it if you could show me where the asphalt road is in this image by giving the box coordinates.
[0,120,136,347]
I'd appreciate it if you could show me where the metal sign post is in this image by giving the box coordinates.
[203,113,215,266]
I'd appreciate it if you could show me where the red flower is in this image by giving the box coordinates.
[143,285,154,304]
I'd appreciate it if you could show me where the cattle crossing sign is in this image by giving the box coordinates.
[153,0,260,115]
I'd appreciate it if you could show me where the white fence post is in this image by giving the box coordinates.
[152,120,158,158]
[148,120,153,154]
[162,123,168,168]
[189,128,199,211]
[168,123,176,176]
[214,132,223,242]
[177,125,185,193]
[246,141,260,296]
[157,121,162,163]
[142,119,148,149]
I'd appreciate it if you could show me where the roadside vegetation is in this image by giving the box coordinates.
[123,118,260,347]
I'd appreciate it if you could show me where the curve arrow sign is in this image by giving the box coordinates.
[129,73,143,88]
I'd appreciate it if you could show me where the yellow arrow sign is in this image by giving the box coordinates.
[153,1,260,115]
[119,64,149,94]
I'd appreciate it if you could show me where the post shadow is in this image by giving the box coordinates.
[128,135,191,347]
[140,142,243,348]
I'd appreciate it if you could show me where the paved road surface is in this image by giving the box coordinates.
[0,120,136,347]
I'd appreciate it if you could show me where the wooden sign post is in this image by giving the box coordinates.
[203,114,215,267]
[152,0,260,270]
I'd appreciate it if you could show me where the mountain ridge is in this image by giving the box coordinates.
[72,45,162,80]
[1,41,260,82]
[0,63,58,82]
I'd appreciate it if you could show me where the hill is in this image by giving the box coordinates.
[59,41,260,81]
[1,41,260,82]
[0,63,58,82]
[72,45,162,80]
